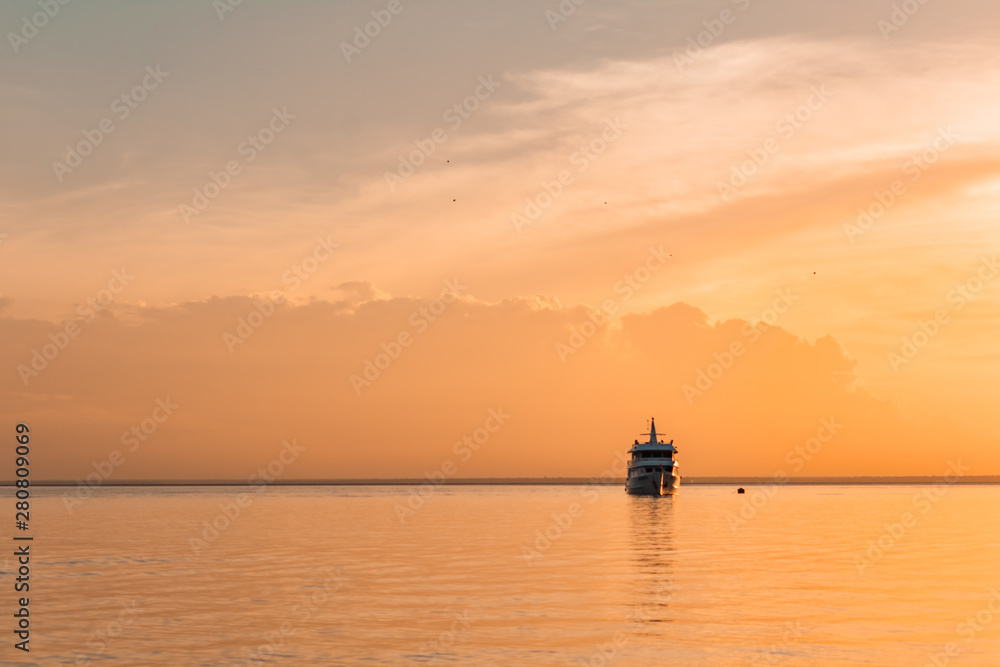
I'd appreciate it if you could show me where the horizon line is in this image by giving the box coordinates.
[12,475,1000,487]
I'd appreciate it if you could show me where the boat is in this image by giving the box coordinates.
[625,417,679,496]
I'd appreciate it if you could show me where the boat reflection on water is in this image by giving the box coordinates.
[625,495,676,630]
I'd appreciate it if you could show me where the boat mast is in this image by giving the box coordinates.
[640,417,659,444]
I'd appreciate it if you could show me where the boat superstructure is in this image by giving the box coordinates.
[625,418,679,496]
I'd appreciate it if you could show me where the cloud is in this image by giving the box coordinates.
[330,281,391,307]
[1,290,992,481]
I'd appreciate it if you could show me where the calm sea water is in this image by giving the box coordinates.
[13,484,1000,665]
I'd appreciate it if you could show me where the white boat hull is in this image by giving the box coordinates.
[625,467,679,496]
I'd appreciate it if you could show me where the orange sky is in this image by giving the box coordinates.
[2,0,999,480]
